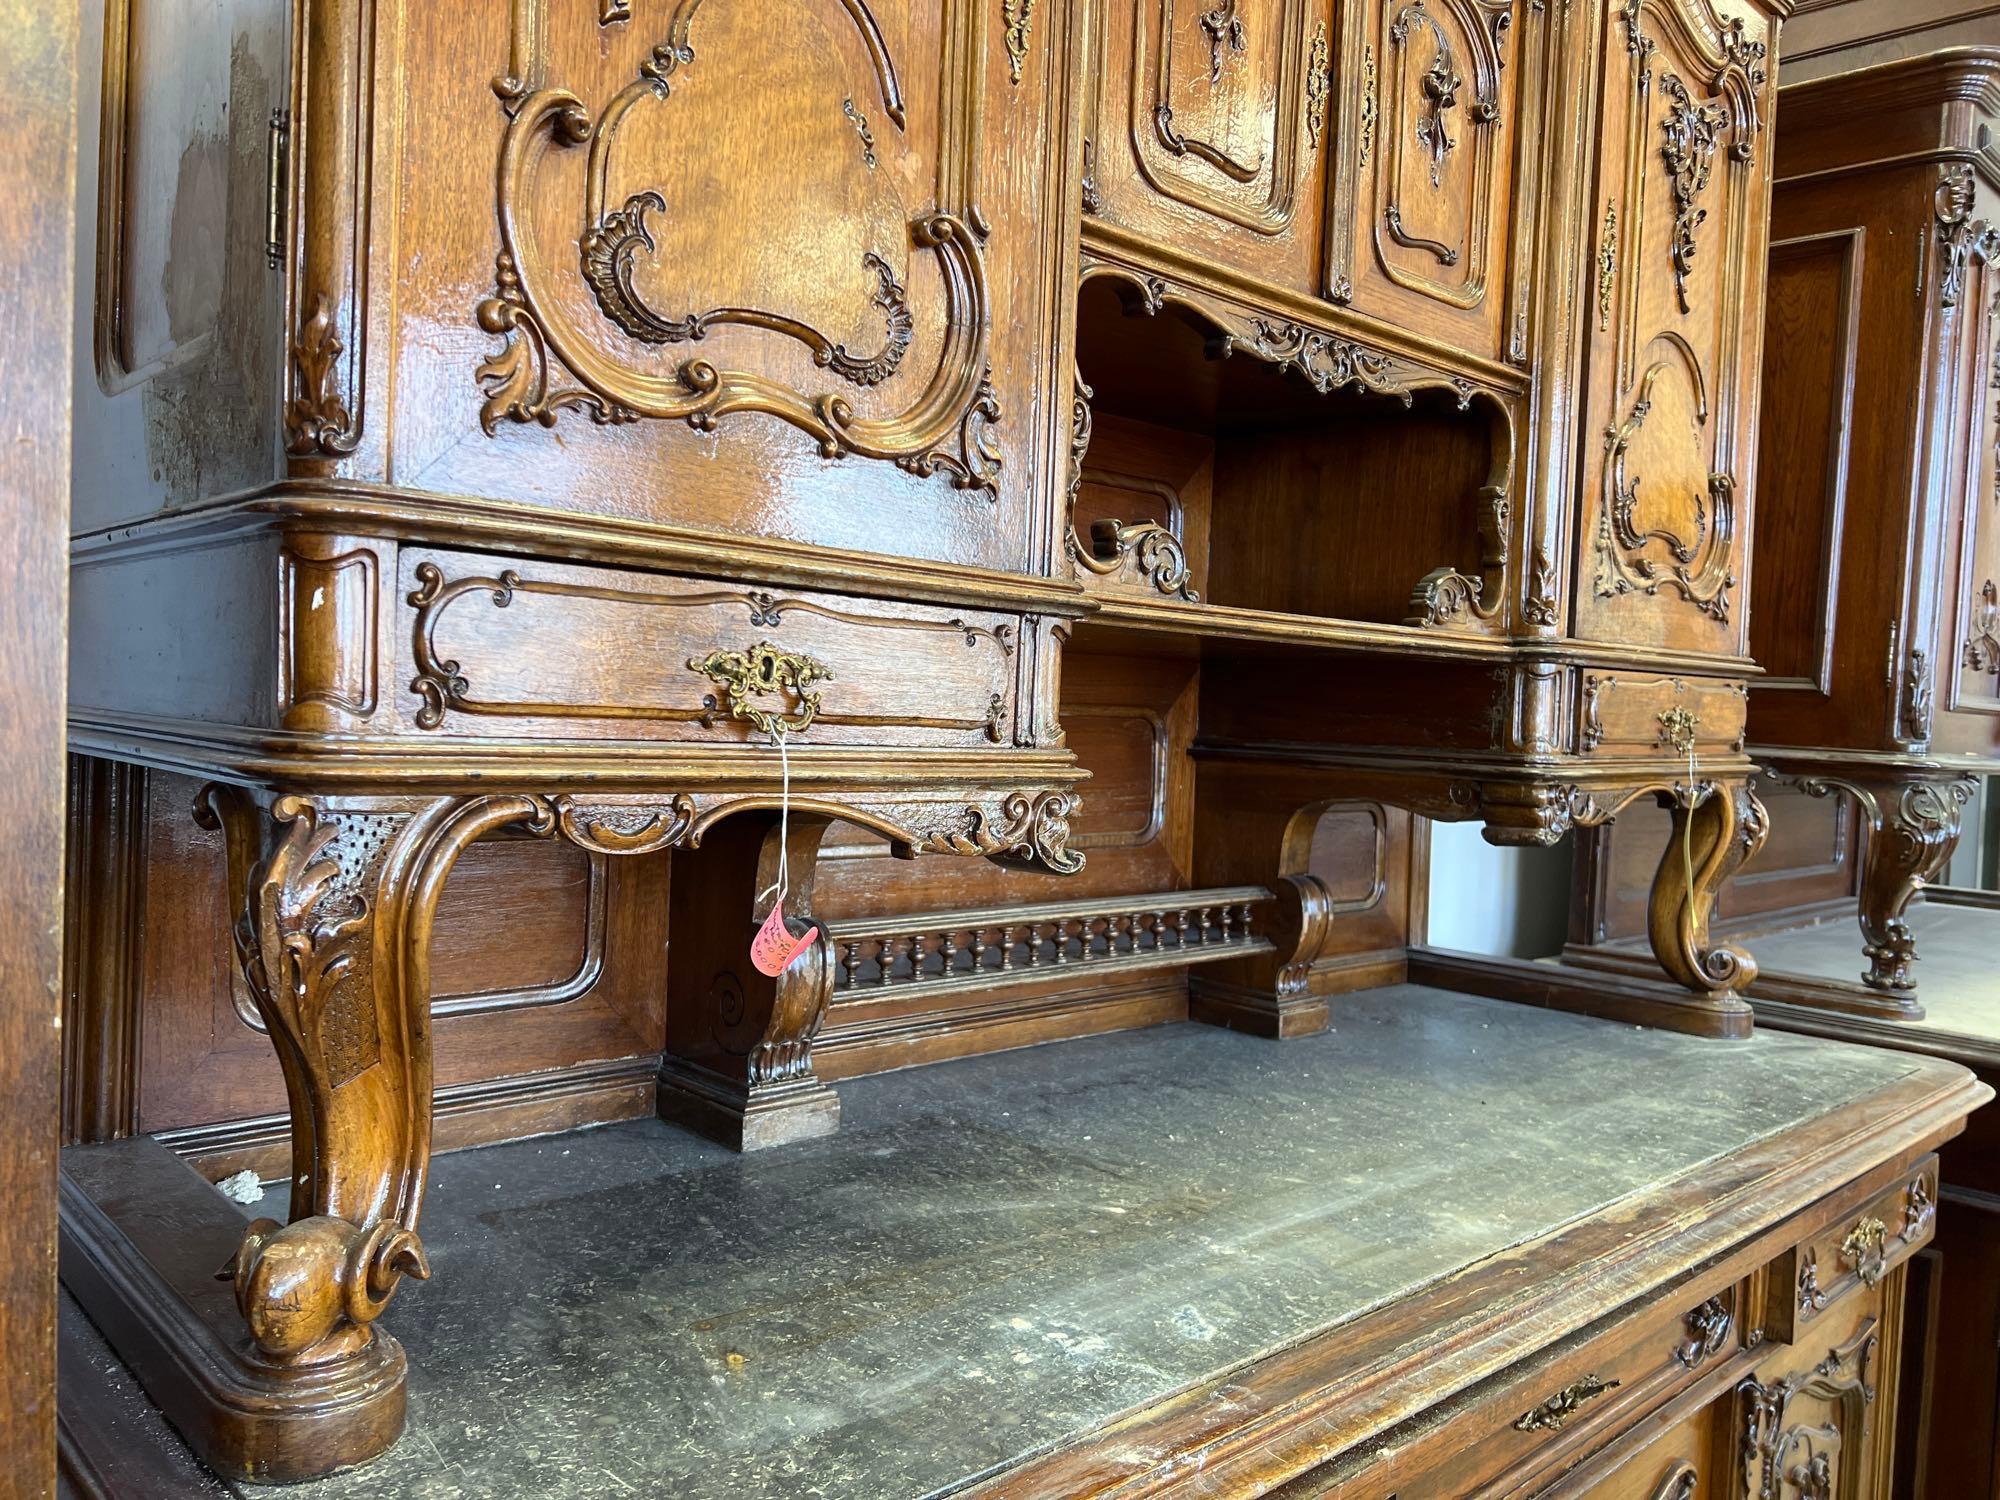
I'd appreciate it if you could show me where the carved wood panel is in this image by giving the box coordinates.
[1082,0,1328,296]
[1573,0,1773,656]
[1328,0,1522,361]
[473,0,1000,492]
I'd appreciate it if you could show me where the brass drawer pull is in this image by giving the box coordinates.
[1840,1216,1888,1288]
[1514,1373,1622,1432]
[689,642,833,736]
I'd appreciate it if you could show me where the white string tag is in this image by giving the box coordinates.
[750,726,817,976]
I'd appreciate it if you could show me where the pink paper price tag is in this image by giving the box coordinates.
[750,899,818,977]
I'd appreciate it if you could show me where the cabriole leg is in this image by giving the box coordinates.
[195,787,539,1374]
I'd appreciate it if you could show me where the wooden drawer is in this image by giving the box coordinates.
[396,548,1020,747]
[1576,673,1747,760]
[1317,1280,1747,1497]
[1768,1156,1937,1344]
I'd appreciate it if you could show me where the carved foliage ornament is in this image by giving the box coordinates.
[477,1,1002,497]
[1676,1295,1732,1368]
[1393,2,1464,189]
[1513,1374,1622,1432]
[289,294,361,457]
[1200,0,1248,84]
[1305,22,1330,152]
[1073,519,1201,602]
[1658,74,1725,316]
[1001,0,1034,85]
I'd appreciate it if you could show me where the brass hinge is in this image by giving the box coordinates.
[265,108,290,271]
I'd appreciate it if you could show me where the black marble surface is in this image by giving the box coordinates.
[70,984,1924,1499]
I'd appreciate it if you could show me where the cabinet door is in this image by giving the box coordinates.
[1328,0,1525,364]
[1084,0,1332,296]
[1571,0,1776,657]
[1735,1288,1899,1500]
[1942,196,2000,753]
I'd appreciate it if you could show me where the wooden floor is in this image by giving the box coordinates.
[63,985,1933,1499]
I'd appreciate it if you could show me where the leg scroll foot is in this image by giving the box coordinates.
[1790,773,1973,1005]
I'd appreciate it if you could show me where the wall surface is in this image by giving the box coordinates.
[1425,824,1573,958]
[1781,0,2000,81]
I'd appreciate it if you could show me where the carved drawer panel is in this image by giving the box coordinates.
[1316,1281,1746,1498]
[1575,672,1747,759]
[397,548,1019,746]
[1571,0,1776,657]
[1328,0,1529,364]
[1767,1157,1936,1345]
[1083,0,1332,295]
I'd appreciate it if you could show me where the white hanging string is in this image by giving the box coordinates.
[758,724,792,911]
[1683,737,1699,916]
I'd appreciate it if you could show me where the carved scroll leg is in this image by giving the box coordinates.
[1848,778,1973,997]
[1644,779,1768,1012]
[659,811,841,1151]
[195,787,540,1373]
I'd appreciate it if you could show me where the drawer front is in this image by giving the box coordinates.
[398,548,1019,746]
[1316,1281,1745,1497]
[1775,1157,1936,1341]
[1577,673,1747,759]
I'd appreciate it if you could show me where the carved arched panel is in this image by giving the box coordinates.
[1573,0,1773,655]
[1129,0,1311,232]
[1371,0,1506,306]
[476,0,1000,494]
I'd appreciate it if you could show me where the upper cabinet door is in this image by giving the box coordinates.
[1943,190,2000,742]
[1327,0,1525,365]
[1572,0,1776,658]
[1084,0,1332,297]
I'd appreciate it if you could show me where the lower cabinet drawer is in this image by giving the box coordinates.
[1311,1282,1746,1497]
[1576,673,1748,760]
[1769,1156,1937,1343]
[397,547,1021,746]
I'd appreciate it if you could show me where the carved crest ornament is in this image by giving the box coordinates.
[477,0,1003,496]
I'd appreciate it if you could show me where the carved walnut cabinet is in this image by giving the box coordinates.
[1571,50,2000,1017]
[61,0,1804,1483]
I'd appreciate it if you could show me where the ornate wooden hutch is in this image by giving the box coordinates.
[53,0,1851,1485]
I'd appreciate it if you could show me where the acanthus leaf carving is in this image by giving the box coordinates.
[1304,21,1330,152]
[1524,546,1558,627]
[1659,73,1726,317]
[1001,0,1035,85]
[903,790,1084,875]
[288,293,362,458]
[1073,519,1201,602]
[1937,163,1979,310]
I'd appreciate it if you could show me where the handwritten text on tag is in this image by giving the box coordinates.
[750,899,818,977]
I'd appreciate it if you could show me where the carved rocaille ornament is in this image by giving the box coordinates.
[1740,1325,1877,1500]
[1304,23,1330,151]
[1596,375,1737,623]
[476,5,1003,497]
[1964,579,2000,675]
[1072,518,1200,602]
[1676,1296,1732,1368]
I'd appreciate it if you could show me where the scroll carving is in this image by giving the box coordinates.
[1394,2,1463,188]
[477,0,1000,496]
[1598,198,1617,331]
[1073,519,1200,601]
[1938,164,1978,310]
[1596,352,1737,622]
[288,294,360,457]
[1200,0,1248,84]
[1658,73,1725,316]
[1906,1175,1936,1240]
[1359,46,1378,170]
[1740,1325,1877,1500]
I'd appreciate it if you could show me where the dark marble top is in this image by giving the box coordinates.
[95,984,1932,1499]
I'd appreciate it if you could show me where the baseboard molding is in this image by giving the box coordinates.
[154,1055,660,1183]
